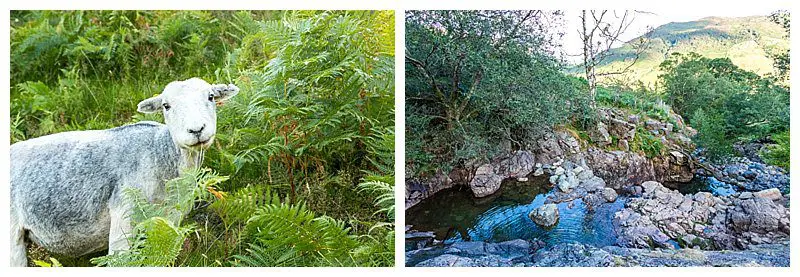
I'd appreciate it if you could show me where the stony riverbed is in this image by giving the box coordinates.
[406,159,790,267]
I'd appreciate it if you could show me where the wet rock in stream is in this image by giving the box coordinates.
[541,159,619,211]
[706,157,790,193]
[528,204,559,227]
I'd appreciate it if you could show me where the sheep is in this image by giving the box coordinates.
[10,78,239,267]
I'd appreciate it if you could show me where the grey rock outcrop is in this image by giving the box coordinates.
[410,240,790,267]
[585,147,694,191]
[406,171,457,208]
[614,181,789,250]
[469,150,535,197]
[531,243,615,267]
[407,239,544,267]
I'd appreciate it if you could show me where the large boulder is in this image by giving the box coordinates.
[585,147,693,191]
[753,188,783,201]
[469,150,535,197]
[531,131,581,165]
[498,150,535,178]
[529,204,559,227]
[727,197,789,236]
[601,187,618,202]
[585,148,657,190]
[608,118,636,141]
[405,171,455,208]
[470,164,504,198]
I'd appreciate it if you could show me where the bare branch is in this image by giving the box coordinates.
[405,54,446,102]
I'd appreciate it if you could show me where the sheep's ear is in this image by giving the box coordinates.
[137,96,163,114]
[210,84,240,104]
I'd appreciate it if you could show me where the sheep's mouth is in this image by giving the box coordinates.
[188,139,212,149]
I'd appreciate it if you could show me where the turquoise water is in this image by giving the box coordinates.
[406,176,625,247]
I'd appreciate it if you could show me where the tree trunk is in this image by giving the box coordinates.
[588,63,597,108]
[581,10,597,108]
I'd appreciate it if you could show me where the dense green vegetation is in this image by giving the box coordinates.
[11,10,395,267]
[659,53,789,161]
[406,11,791,178]
[405,11,592,176]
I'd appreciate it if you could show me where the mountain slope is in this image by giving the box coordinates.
[577,16,789,86]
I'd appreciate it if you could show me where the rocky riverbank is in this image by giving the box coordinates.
[615,181,789,250]
[406,107,697,208]
[406,106,790,267]
[406,239,789,267]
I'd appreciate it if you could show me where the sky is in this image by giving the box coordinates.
[559,8,782,63]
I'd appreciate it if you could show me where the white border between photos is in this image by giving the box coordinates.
[0,0,798,276]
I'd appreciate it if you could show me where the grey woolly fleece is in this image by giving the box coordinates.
[10,122,181,256]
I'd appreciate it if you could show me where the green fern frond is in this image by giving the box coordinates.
[231,243,299,267]
[244,202,357,258]
[92,217,193,267]
[209,185,283,226]
[357,179,395,220]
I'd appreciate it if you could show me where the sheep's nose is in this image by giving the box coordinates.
[188,124,205,136]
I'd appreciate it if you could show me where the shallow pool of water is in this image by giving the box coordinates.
[406,176,625,248]
[675,176,736,196]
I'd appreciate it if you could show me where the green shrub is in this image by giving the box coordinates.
[630,127,665,158]
[762,130,790,170]
[595,85,670,122]
[230,11,395,197]
[660,52,789,159]
[691,109,733,160]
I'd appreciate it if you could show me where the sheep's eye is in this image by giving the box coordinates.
[208,94,215,102]
[163,103,171,110]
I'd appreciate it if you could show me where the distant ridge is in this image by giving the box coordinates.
[570,15,789,86]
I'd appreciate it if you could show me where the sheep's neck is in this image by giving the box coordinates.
[179,148,206,171]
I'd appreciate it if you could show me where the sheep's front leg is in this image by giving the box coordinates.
[10,215,27,267]
[108,200,133,254]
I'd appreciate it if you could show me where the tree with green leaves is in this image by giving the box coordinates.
[405,10,591,176]
[659,52,789,160]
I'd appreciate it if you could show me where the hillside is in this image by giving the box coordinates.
[574,16,789,86]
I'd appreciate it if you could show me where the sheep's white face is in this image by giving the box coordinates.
[137,78,239,149]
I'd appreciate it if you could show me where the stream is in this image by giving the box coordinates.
[406,173,738,250]
[675,175,737,196]
[406,175,626,248]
